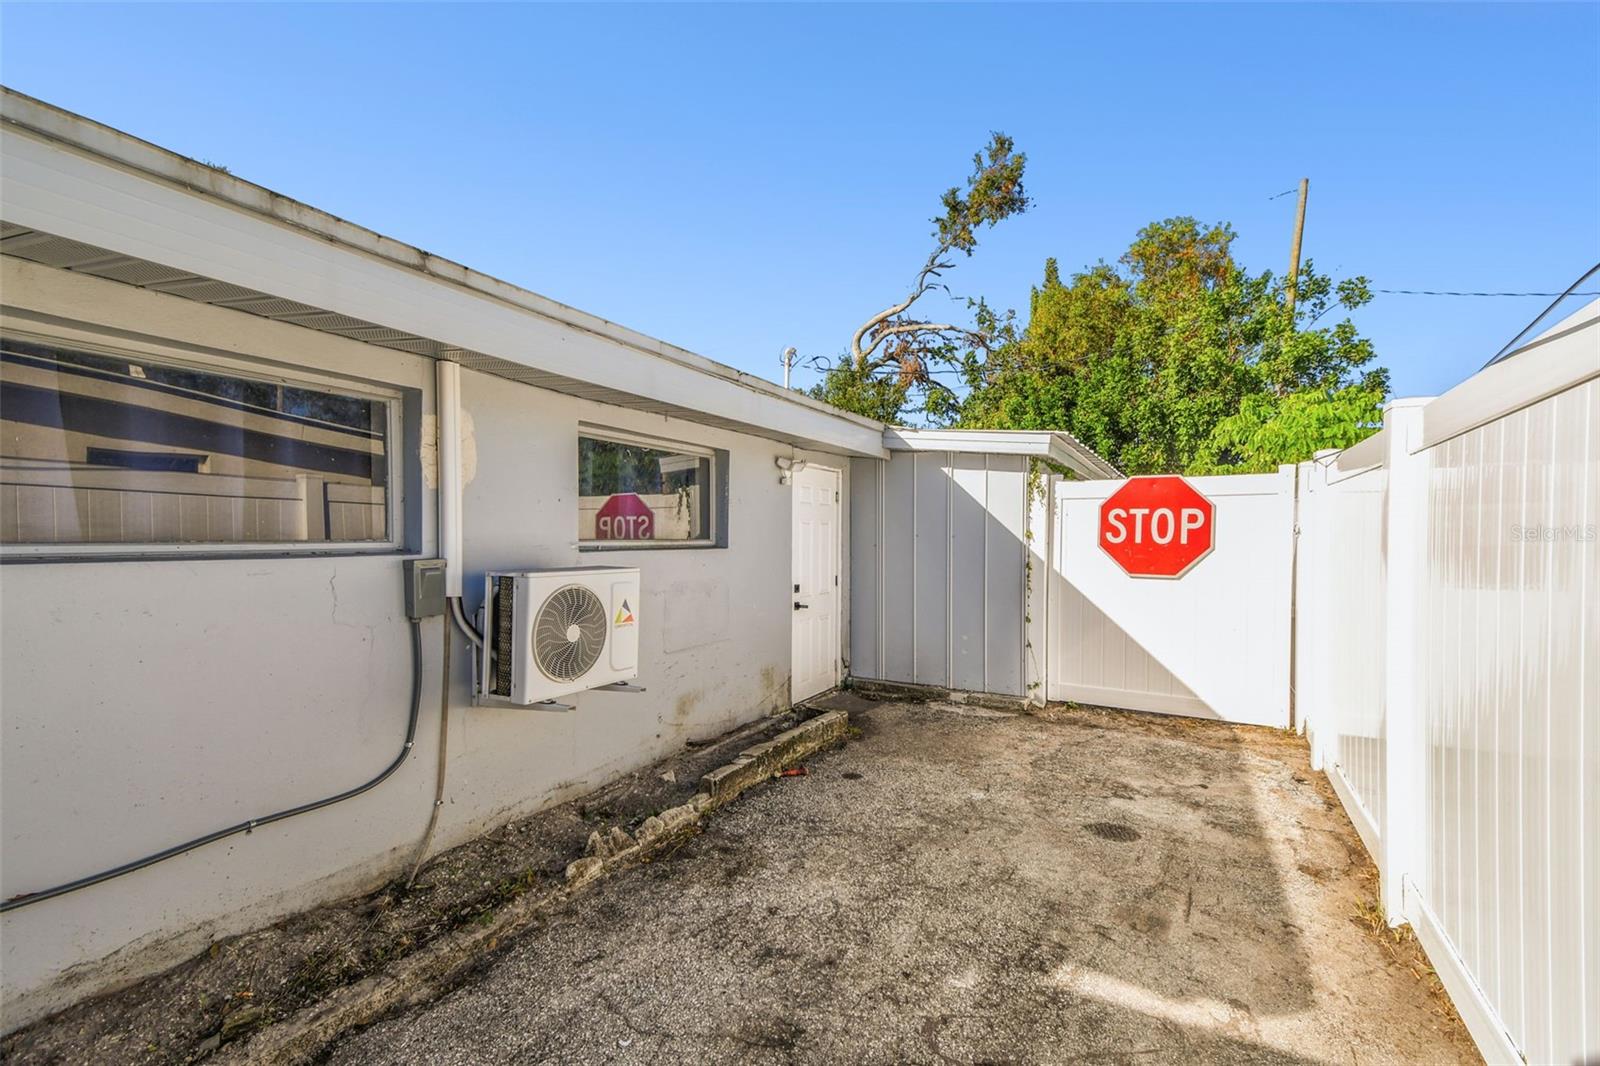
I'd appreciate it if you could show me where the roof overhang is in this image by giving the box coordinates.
[0,88,887,459]
[883,427,1121,480]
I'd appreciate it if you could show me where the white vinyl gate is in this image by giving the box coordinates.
[1047,468,1297,727]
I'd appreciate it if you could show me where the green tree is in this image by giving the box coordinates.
[807,133,1029,423]
[959,218,1387,474]
[806,360,913,424]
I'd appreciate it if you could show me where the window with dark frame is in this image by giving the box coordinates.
[0,336,394,548]
[579,432,713,544]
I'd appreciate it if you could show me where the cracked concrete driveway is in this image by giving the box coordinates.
[324,698,1478,1065]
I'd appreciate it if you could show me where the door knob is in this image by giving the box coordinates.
[793,601,809,610]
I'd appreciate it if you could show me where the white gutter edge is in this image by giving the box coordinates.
[882,428,1121,480]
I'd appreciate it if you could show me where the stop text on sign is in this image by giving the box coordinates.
[597,513,652,539]
[1098,476,1216,578]
[1103,506,1207,546]
[595,493,655,540]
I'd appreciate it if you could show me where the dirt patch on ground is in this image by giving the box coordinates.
[1,705,832,1066]
[323,700,1480,1065]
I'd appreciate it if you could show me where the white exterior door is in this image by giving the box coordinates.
[1047,469,1296,726]
[791,464,841,702]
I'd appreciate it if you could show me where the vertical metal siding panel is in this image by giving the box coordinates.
[849,457,883,680]
[881,452,916,684]
[912,452,949,687]
[985,456,1027,696]
[949,454,988,691]
[1547,384,1589,1060]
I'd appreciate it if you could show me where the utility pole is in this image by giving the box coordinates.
[1285,177,1309,316]
[781,346,797,389]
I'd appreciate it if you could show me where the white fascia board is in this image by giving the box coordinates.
[0,110,886,459]
[1418,300,1599,453]
[883,428,1051,456]
[883,428,1120,480]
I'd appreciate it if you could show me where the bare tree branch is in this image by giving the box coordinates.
[858,320,966,361]
[811,133,1028,424]
[850,250,956,366]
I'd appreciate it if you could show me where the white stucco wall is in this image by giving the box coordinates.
[0,261,850,1027]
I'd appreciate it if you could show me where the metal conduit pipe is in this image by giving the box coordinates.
[449,596,482,647]
[1,619,426,912]
[437,361,484,648]
[407,616,452,886]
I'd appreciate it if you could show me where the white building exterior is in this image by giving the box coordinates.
[0,88,887,1025]
[8,88,1593,1064]
[0,90,1114,1027]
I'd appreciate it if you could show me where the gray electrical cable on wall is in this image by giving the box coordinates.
[0,618,428,913]
[406,618,453,886]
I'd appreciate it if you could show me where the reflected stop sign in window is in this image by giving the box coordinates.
[595,492,655,540]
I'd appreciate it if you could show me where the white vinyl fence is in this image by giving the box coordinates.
[1295,451,1389,847]
[1048,469,1295,726]
[1295,301,1598,1065]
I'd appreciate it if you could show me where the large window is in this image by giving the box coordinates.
[579,429,716,546]
[1,335,396,552]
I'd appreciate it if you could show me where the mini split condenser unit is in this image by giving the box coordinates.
[479,566,640,705]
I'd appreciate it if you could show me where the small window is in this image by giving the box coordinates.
[1,335,396,551]
[579,430,715,546]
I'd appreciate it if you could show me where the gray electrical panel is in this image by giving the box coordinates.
[404,559,448,619]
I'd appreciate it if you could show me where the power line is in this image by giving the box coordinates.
[1377,288,1600,297]
[1485,261,1600,367]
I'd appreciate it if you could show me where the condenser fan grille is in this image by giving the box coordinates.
[532,584,608,682]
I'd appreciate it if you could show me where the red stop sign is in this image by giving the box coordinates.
[595,493,654,540]
[1099,476,1215,578]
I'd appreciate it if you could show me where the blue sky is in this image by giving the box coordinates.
[1,3,1595,402]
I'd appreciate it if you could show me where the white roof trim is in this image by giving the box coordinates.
[883,428,1121,480]
[0,88,887,458]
